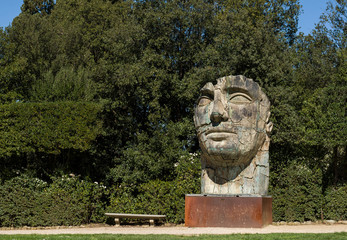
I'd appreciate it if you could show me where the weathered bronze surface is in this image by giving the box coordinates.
[187,76,273,228]
[194,75,273,195]
[185,194,272,228]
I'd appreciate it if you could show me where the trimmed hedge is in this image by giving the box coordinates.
[107,178,199,224]
[270,161,347,222]
[270,161,323,222]
[0,101,102,157]
[0,156,346,227]
[324,184,347,220]
[106,153,201,223]
[0,175,108,227]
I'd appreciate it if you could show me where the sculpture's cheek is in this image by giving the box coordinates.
[238,129,252,145]
[230,107,242,123]
[241,107,253,118]
[229,103,258,126]
[195,104,212,127]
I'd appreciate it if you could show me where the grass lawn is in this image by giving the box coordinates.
[0,233,347,240]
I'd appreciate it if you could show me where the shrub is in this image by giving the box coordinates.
[39,175,108,226]
[323,184,347,220]
[107,152,201,223]
[0,175,48,227]
[0,174,108,227]
[270,161,323,222]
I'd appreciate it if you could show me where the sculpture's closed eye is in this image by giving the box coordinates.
[198,97,212,106]
[229,93,252,104]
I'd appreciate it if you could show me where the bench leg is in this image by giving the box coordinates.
[149,219,155,227]
[114,218,120,227]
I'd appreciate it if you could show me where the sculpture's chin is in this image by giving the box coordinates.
[204,147,254,167]
[201,135,264,167]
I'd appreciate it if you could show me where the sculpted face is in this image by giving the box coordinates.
[194,75,271,167]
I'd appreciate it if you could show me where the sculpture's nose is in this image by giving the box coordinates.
[210,90,228,123]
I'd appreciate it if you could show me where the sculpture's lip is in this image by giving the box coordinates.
[205,128,236,141]
[207,133,233,141]
[205,127,236,135]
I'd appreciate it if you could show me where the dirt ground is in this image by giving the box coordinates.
[0,223,346,235]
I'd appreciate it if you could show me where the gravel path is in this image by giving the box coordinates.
[0,224,346,235]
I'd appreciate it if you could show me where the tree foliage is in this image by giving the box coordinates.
[21,0,55,15]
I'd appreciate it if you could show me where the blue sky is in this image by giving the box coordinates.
[0,0,330,35]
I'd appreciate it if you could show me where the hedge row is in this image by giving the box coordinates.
[270,161,347,222]
[0,175,107,227]
[0,101,102,157]
[0,163,346,226]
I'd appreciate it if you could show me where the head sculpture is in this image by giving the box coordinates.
[194,75,272,195]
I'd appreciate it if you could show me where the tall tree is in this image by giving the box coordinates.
[297,0,347,185]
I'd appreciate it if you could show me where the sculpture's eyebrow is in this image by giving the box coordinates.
[200,82,214,97]
[226,87,253,98]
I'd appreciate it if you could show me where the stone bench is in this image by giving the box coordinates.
[105,213,166,226]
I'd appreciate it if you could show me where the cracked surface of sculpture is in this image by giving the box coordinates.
[194,75,273,195]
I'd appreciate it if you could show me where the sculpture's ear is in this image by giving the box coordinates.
[193,114,198,128]
[266,122,273,134]
[265,111,271,122]
[265,112,273,134]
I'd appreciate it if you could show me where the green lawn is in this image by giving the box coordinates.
[0,233,346,240]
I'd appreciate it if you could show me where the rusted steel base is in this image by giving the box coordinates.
[185,194,272,228]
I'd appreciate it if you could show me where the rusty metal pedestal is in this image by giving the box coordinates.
[185,194,272,228]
